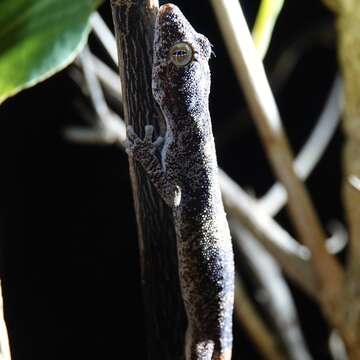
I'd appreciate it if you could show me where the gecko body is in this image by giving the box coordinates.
[125,4,234,360]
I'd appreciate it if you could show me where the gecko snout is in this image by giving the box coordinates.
[159,3,175,15]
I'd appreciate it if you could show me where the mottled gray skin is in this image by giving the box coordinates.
[125,4,234,360]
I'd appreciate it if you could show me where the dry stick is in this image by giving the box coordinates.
[65,52,125,145]
[322,1,360,357]
[220,170,317,297]
[210,0,344,306]
[252,0,285,59]
[110,1,187,359]
[91,55,123,102]
[260,75,347,254]
[333,4,360,277]
[259,75,343,216]
[231,221,313,360]
[77,46,126,144]
[90,12,118,65]
[243,4,312,358]
[234,274,286,360]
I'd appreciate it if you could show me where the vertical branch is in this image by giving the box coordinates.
[336,2,360,277]
[110,1,186,358]
[210,0,343,309]
[322,1,360,357]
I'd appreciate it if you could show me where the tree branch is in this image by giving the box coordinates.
[259,75,343,216]
[252,0,285,59]
[322,1,360,356]
[110,1,186,358]
[220,172,317,297]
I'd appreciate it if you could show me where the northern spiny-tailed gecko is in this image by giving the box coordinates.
[125,4,234,360]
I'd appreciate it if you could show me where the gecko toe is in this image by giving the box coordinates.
[153,136,164,148]
[144,125,154,142]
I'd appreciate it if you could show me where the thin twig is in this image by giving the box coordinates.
[79,45,112,122]
[65,46,126,145]
[322,1,360,356]
[252,0,285,59]
[259,75,343,216]
[90,55,122,100]
[90,12,118,65]
[219,169,317,297]
[210,0,343,303]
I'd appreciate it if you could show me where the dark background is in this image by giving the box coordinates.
[0,0,343,359]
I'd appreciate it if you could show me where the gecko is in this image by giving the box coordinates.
[125,4,234,360]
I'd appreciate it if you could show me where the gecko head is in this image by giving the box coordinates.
[152,4,212,119]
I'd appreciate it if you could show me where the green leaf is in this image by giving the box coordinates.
[0,0,102,104]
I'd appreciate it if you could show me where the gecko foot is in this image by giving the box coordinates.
[125,125,164,159]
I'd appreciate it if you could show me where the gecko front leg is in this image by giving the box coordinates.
[125,125,180,207]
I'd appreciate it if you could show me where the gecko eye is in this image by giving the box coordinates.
[169,42,193,67]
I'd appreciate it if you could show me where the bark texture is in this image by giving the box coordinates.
[110,1,186,358]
